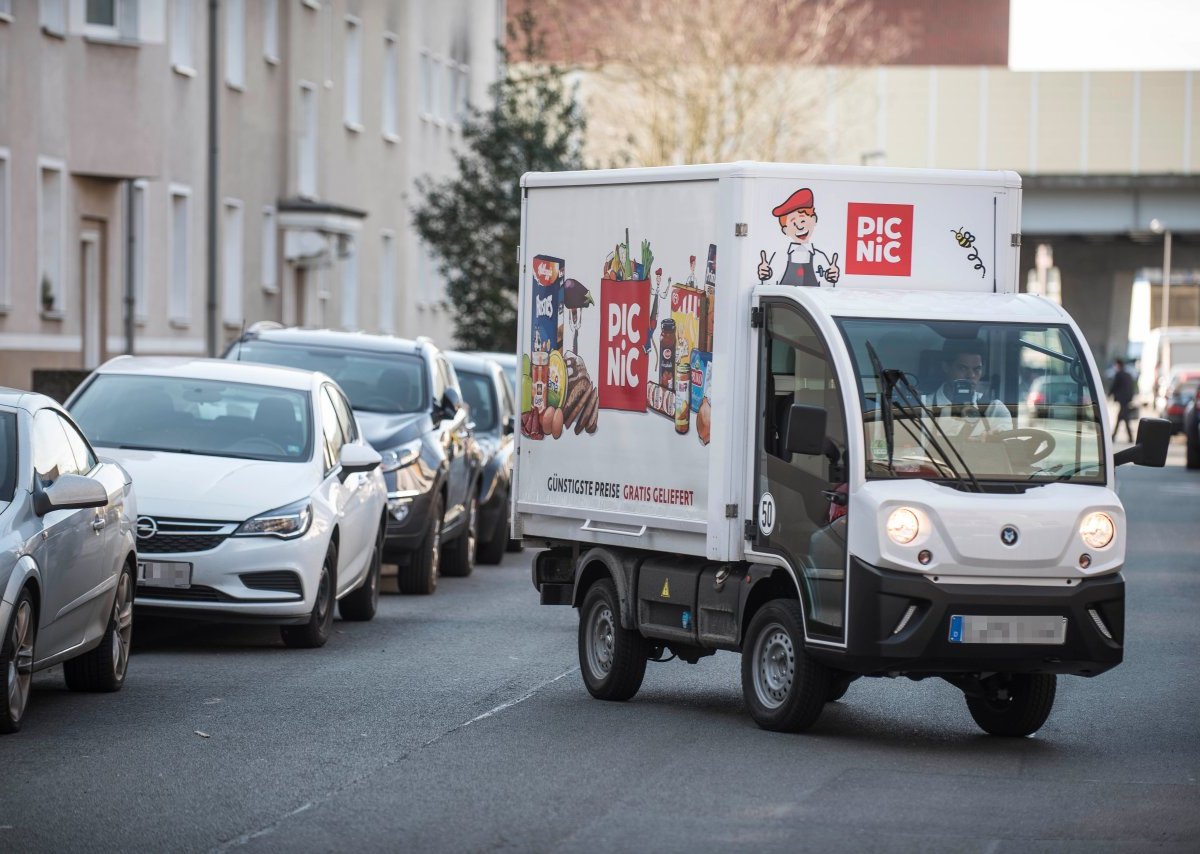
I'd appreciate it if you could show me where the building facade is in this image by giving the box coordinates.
[0,0,504,391]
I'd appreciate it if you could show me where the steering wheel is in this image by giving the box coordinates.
[989,428,1056,464]
[229,436,288,455]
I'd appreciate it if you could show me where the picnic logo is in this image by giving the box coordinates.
[845,203,914,277]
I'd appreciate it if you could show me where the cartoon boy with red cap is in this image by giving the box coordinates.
[757,188,841,287]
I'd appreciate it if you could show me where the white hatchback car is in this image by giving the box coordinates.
[67,358,386,648]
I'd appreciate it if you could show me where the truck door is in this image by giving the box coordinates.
[750,300,849,645]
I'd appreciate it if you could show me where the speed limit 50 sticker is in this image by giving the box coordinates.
[758,492,776,537]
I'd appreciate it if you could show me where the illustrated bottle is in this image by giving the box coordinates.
[658,319,676,389]
[674,352,691,434]
[704,244,717,350]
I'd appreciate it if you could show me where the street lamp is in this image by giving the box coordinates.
[1150,218,1173,329]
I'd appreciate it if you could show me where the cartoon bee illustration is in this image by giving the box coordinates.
[951,227,976,249]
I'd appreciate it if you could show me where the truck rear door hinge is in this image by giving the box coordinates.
[735,223,748,237]
[750,306,764,328]
[744,519,757,540]
[725,503,739,519]
[1011,233,1022,247]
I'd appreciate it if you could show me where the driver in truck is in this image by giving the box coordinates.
[924,340,1013,438]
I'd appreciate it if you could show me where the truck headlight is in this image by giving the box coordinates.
[235,499,313,539]
[1080,512,1115,549]
[380,439,422,473]
[886,507,920,545]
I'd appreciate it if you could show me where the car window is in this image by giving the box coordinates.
[498,371,515,423]
[0,411,16,502]
[58,413,98,474]
[319,387,346,472]
[458,370,498,431]
[327,384,359,444]
[32,409,82,488]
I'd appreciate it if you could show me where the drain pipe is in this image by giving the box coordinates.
[124,179,136,354]
[205,0,220,356]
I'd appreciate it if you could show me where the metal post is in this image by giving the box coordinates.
[1161,229,1172,329]
[124,179,136,354]
[205,0,220,356]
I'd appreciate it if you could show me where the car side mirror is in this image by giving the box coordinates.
[1114,417,1171,467]
[440,387,463,420]
[33,473,109,516]
[338,443,382,482]
[503,414,515,436]
[784,403,828,456]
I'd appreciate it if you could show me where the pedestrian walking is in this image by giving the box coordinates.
[1109,358,1135,441]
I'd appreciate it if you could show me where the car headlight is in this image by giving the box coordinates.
[886,507,920,545]
[235,498,313,539]
[380,439,422,473]
[1080,512,1115,549]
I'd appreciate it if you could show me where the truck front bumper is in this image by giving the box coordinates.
[809,558,1124,678]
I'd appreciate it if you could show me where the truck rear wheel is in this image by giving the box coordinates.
[741,600,831,733]
[579,578,648,701]
[965,673,1056,737]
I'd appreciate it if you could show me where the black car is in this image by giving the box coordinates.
[447,352,517,564]
[225,327,481,593]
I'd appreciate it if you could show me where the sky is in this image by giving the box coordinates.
[1009,0,1200,71]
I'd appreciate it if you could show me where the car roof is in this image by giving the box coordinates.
[90,356,322,391]
[0,387,62,413]
[446,351,503,375]
[238,326,434,357]
[467,350,517,368]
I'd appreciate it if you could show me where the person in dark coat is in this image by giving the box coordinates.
[1108,358,1136,441]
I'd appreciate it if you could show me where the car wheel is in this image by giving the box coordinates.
[1187,426,1200,470]
[64,565,134,693]
[965,673,1056,737]
[338,520,383,622]
[477,494,508,566]
[578,578,648,701]
[398,492,442,595]
[740,600,830,733]
[1,589,36,734]
[281,544,337,649]
[442,493,477,578]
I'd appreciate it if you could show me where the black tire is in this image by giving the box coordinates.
[1187,431,1200,470]
[578,578,648,701]
[338,520,383,622]
[1,589,36,734]
[281,544,337,649]
[740,600,831,733]
[441,493,477,578]
[64,565,134,693]
[477,495,508,566]
[965,673,1057,737]
[398,493,442,595]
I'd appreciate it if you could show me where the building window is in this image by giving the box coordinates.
[340,237,358,329]
[379,232,395,333]
[0,150,9,311]
[40,0,65,35]
[86,0,137,40]
[343,16,362,129]
[261,206,277,293]
[419,51,433,119]
[382,34,399,139]
[298,82,317,198]
[131,180,147,321]
[0,0,12,19]
[169,185,191,324]
[455,63,470,124]
[263,0,278,63]
[38,161,65,316]
[171,0,193,70]
[222,198,244,326]
[225,0,245,89]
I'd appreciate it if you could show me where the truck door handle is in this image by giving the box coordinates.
[91,518,107,532]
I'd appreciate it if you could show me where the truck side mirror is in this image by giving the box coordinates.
[785,403,827,456]
[1113,416,1170,467]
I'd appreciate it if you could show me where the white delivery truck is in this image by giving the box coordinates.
[514,162,1169,736]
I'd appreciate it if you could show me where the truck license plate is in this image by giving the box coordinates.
[138,560,192,589]
[948,615,1067,645]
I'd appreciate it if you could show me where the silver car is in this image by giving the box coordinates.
[0,389,137,733]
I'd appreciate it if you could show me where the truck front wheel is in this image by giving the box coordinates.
[579,578,648,701]
[741,600,831,733]
[965,673,1056,737]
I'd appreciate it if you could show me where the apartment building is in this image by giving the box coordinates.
[0,0,504,391]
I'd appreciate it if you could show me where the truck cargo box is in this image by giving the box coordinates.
[514,162,1022,561]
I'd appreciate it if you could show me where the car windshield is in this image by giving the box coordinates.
[235,341,428,414]
[837,319,1105,486]
[0,411,16,502]
[69,375,313,462]
[458,370,498,431]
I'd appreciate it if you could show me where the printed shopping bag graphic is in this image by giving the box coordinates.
[599,277,650,412]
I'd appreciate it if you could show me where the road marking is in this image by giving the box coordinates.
[210,666,578,852]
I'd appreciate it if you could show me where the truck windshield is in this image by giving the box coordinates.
[837,319,1105,486]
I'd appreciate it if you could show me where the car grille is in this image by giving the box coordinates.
[136,585,235,602]
[240,571,303,596]
[137,517,238,554]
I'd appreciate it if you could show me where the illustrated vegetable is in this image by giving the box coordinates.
[562,278,594,309]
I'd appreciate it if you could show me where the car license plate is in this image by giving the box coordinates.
[948,615,1067,645]
[137,560,192,589]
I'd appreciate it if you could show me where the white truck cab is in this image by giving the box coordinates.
[516,162,1169,736]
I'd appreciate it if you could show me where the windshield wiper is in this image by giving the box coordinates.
[1027,460,1100,482]
[885,366,985,494]
[114,444,201,454]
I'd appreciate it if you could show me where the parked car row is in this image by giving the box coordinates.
[1,327,520,732]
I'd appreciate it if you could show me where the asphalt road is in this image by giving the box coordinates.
[3,442,1198,853]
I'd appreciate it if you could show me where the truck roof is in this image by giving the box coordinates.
[791,288,1070,323]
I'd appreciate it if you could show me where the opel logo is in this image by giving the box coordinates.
[1000,525,1019,546]
[136,516,158,539]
